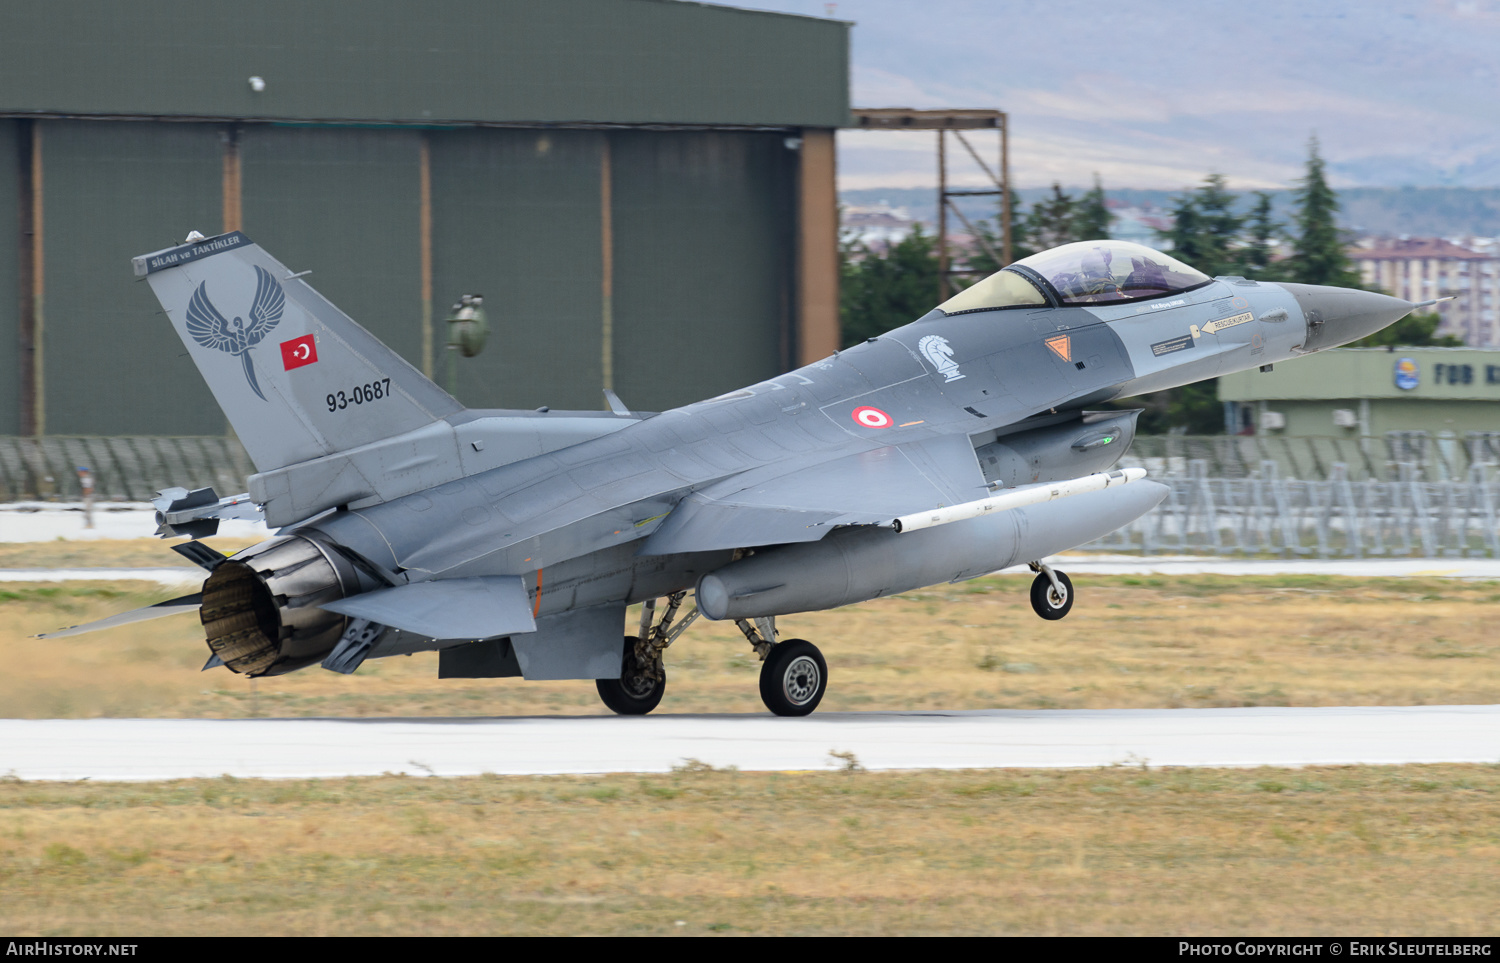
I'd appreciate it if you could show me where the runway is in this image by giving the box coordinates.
[2,705,1495,781]
[8,554,1500,587]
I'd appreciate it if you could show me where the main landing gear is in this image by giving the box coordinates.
[1028,560,1074,620]
[596,590,698,715]
[736,616,827,717]
[595,599,830,717]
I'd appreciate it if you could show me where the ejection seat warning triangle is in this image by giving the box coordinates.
[1045,335,1072,362]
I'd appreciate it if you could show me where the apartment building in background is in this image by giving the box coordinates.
[1351,237,1500,346]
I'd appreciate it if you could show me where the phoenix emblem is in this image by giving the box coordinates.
[185,265,285,401]
[918,334,965,382]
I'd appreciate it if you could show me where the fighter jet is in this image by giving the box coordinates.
[43,233,1425,716]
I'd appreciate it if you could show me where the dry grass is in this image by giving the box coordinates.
[0,536,260,569]
[0,764,1495,935]
[3,541,1497,936]
[1,542,1497,717]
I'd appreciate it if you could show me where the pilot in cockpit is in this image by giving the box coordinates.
[1051,245,1120,301]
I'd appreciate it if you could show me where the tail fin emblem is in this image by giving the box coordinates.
[184,265,286,401]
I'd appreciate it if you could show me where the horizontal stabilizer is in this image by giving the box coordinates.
[321,577,535,641]
[36,593,203,639]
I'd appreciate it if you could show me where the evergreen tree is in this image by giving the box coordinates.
[1073,174,1113,241]
[1159,173,1243,278]
[1288,137,1361,287]
[960,191,1035,280]
[1237,191,1281,279]
[839,226,940,346]
[1024,184,1079,251]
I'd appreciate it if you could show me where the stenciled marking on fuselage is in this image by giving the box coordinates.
[1191,311,1255,339]
[917,335,966,382]
[1150,335,1195,357]
[326,379,392,414]
[1137,298,1187,313]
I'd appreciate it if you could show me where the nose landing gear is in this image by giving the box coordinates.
[1028,560,1074,620]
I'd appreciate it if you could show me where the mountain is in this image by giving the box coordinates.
[840,186,1500,241]
[732,0,1500,192]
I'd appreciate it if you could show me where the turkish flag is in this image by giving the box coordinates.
[280,334,319,370]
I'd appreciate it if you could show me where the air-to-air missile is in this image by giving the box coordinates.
[44,235,1423,716]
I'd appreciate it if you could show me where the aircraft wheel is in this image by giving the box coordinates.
[1029,570,1074,620]
[596,637,664,715]
[759,638,827,717]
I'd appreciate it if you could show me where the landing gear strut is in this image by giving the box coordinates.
[596,591,699,715]
[737,616,828,717]
[1028,560,1074,620]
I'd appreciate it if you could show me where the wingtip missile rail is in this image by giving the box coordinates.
[890,467,1149,534]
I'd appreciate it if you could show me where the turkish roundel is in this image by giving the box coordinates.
[851,406,893,429]
[280,334,319,371]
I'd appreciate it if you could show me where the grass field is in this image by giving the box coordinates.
[3,539,1497,935]
[0,765,1495,936]
[2,538,1498,718]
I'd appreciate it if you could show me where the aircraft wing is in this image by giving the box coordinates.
[639,433,989,555]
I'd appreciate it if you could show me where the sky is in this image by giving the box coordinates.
[725,0,1500,192]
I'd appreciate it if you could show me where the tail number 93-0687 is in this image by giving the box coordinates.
[327,378,392,413]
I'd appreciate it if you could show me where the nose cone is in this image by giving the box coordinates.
[1280,282,1414,352]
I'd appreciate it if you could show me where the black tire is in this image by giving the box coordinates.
[758,638,828,717]
[596,637,664,715]
[1029,570,1074,620]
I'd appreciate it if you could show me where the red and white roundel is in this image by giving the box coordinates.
[851,406,893,429]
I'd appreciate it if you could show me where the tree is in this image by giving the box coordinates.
[1158,173,1243,278]
[839,226,940,346]
[1073,174,1113,241]
[1287,137,1361,287]
[1024,184,1079,251]
[960,191,1035,280]
[1238,191,1282,279]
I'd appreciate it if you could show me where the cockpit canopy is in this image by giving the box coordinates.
[936,240,1212,315]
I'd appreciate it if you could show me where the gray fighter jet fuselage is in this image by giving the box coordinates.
[47,236,1420,716]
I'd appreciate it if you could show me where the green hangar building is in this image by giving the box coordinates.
[1219,347,1500,439]
[0,0,847,444]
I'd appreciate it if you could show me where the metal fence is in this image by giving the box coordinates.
[0,436,251,502]
[1123,431,1500,482]
[1086,459,1500,558]
[7,432,1500,559]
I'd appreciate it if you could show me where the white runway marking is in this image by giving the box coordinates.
[2,706,1495,781]
[1004,554,1500,580]
[6,554,1500,587]
[0,503,269,543]
[0,567,202,586]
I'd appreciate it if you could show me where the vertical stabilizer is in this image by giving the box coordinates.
[135,232,462,472]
